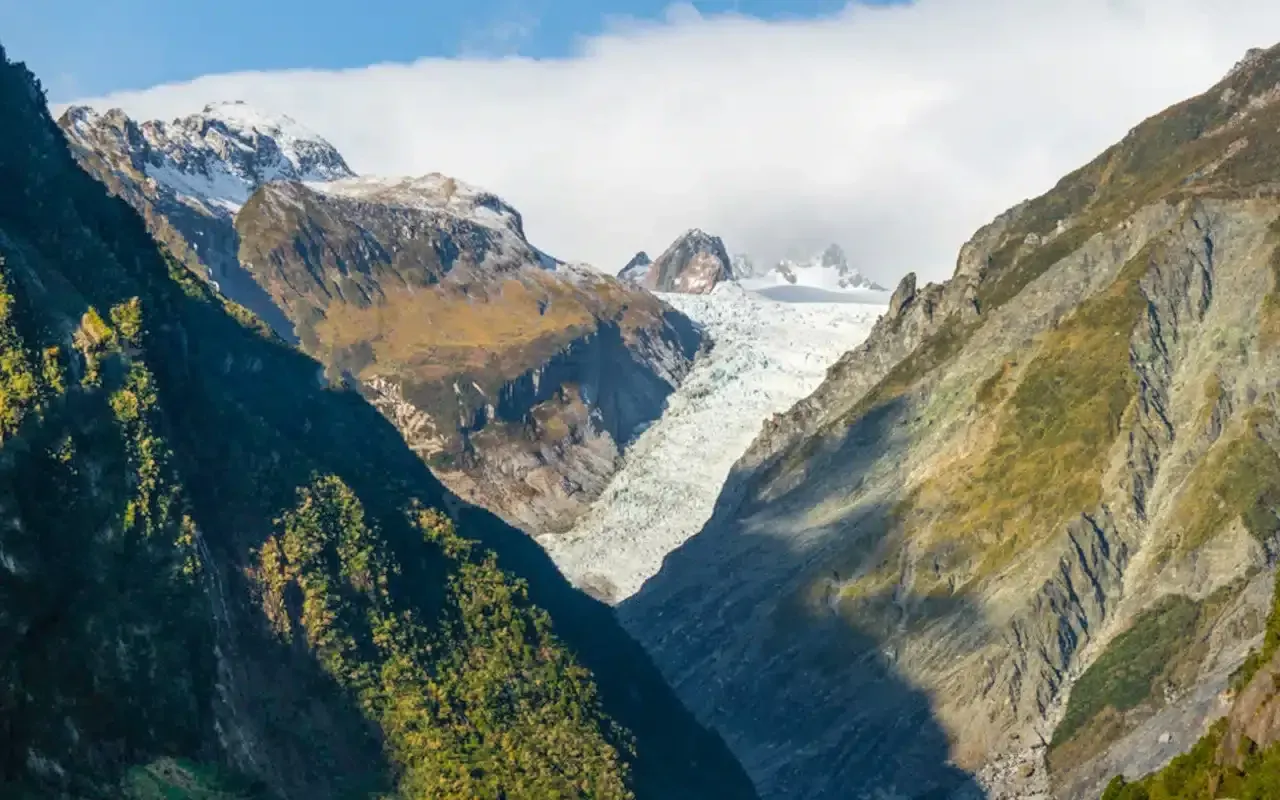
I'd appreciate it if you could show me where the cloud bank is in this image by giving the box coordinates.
[61,0,1280,284]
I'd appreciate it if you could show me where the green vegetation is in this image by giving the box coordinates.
[0,41,754,800]
[255,477,632,799]
[1096,515,1280,798]
[122,759,269,800]
[1169,409,1280,554]
[0,262,39,434]
[1054,596,1201,749]
[1100,718,1280,800]
[1049,584,1245,778]
[905,245,1149,576]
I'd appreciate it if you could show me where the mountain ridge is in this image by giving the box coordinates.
[58,102,704,536]
[637,228,734,294]
[738,243,888,292]
[618,40,1280,800]
[0,44,756,800]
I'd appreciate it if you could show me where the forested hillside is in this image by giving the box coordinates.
[0,44,755,800]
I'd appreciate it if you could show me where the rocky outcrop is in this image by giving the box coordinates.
[771,244,888,291]
[731,253,759,278]
[233,175,702,533]
[619,41,1280,800]
[59,102,353,342]
[1220,647,1280,768]
[59,109,704,535]
[619,250,653,282]
[644,228,734,294]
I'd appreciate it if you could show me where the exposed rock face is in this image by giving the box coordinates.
[1220,647,1280,768]
[59,109,703,535]
[644,228,734,294]
[731,253,759,278]
[619,250,653,282]
[59,102,353,341]
[619,41,1280,800]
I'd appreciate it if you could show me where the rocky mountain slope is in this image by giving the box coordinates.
[626,229,734,294]
[541,283,884,605]
[58,101,352,341]
[59,105,702,536]
[620,251,652,283]
[0,45,756,800]
[618,42,1280,800]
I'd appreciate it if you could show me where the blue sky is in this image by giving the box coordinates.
[3,0,1264,284]
[0,0,871,102]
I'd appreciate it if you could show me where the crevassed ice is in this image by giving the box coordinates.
[539,283,885,603]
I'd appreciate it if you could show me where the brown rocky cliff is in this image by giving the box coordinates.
[1219,648,1280,769]
[58,111,705,536]
[234,176,704,533]
[644,228,734,294]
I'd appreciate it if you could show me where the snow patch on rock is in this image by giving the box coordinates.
[539,282,884,602]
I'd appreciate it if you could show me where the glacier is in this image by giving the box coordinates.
[539,282,885,603]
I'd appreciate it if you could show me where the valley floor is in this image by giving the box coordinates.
[539,283,884,603]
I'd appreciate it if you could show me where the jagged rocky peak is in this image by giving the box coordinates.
[59,96,706,539]
[1228,45,1270,78]
[818,242,847,267]
[731,252,759,278]
[618,250,653,282]
[60,100,353,215]
[886,270,917,318]
[773,242,887,291]
[646,227,734,294]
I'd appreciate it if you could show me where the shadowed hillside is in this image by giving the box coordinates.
[0,44,755,800]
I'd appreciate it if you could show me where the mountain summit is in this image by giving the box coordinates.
[642,228,734,294]
[619,250,653,282]
[768,243,886,291]
[60,104,703,537]
[60,101,354,337]
[62,101,353,215]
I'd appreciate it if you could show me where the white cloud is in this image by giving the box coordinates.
[459,0,541,58]
[58,0,1280,284]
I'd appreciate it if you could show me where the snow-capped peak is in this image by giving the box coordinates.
[730,253,759,278]
[306,173,525,237]
[619,251,653,282]
[743,243,888,292]
[197,101,327,148]
[61,101,354,216]
[818,243,848,269]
